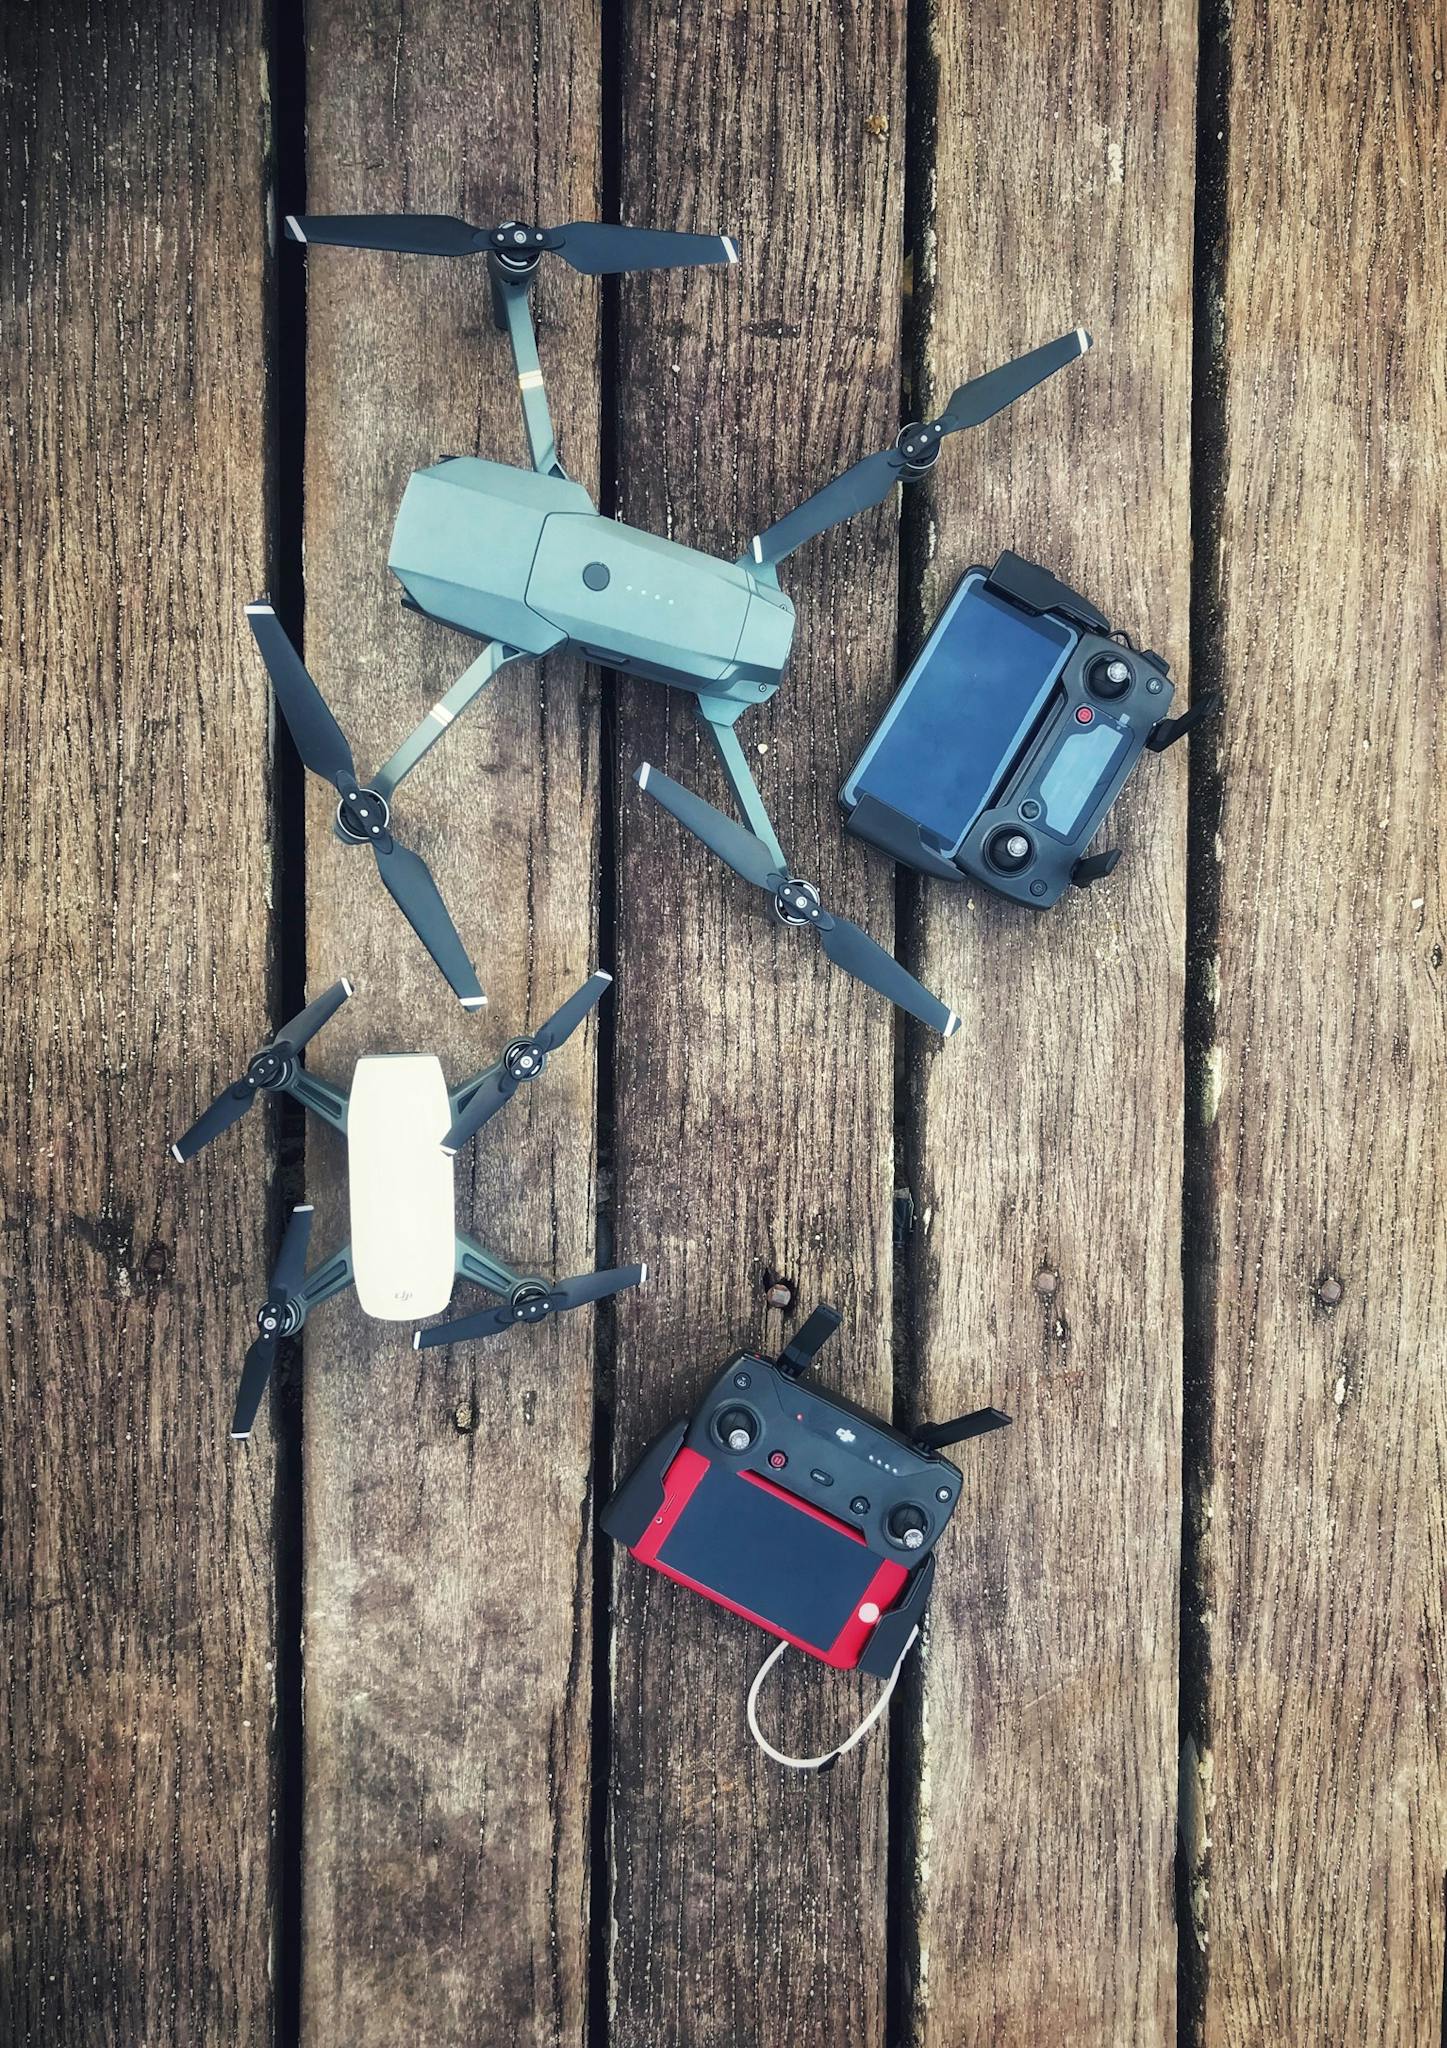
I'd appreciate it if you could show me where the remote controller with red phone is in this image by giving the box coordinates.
[602,1304,1009,1677]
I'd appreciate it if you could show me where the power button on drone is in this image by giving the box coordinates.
[582,561,611,591]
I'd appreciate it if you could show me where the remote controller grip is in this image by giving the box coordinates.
[600,1419,688,1548]
[858,1554,936,1677]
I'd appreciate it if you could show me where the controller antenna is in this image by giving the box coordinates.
[775,1302,843,1380]
[914,1407,1012,1451]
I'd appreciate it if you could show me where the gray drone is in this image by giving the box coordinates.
[262,207,1090,1030]
[169,974,642,1436]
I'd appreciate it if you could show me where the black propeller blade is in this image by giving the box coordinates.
[635,762,960,1038]
[286,212,738,277]
[170,979,352,1163]
[748,329,1092,570]
[245,604,485,1009]
[413,1264,647,1351]
[232,1204,313,1440]
[442,970,613,1155]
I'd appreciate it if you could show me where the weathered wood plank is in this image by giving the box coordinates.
[902,2,1196,2039]
[607,7,906,2045]
[298,6,602,2043]
[1188,2,1447,2039]
[0,4,278,2040]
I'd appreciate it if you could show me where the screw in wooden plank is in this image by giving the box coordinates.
[762,1270,795,1311]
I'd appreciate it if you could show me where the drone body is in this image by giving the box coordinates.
[390,458,794,710]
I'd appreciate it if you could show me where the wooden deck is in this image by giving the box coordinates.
[2,2,1443,2043]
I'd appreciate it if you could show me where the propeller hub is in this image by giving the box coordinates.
[336,787,391,844]
[255,1296,300,1340]
[895,420,944,470]
[490,221,547,272]
[246,1047,292,1091]
[503,1038,545,1082]
[773,877,824,928]
[510,1282,552,1324]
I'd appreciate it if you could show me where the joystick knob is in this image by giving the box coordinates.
[986,827,1034,875]
[717,1406,758,1452]
[886,1503,930,1550]
[1086,654,1132,700]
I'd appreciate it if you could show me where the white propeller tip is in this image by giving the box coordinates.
[636,761,652,791]
[229,1430,252,1442]
[244,601,274,616]
[169,1143,184,1163]
[944,1010,961,1038]
[460,995,487,1010]
[285,215,306,243]
[751,536,764,563]
[293,1203,314,1215]
[638,1263,648,1287]
[1076,327,1092,353]
[722,235,740,263]
[340,977,354,997]
[412,1331,423,1351]
[440,1145,458,1159]
[592,969,614,987]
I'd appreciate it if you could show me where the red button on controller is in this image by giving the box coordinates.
[768,1450,788,1470]
[1075,705,1095,724]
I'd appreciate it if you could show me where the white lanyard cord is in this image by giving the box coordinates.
[745,1626,921,1772]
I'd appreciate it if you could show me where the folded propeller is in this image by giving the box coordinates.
[285,213,738,277]
[749,329,1092,569]
[634,764,959,1037]
[414,1264,646,1351]
[443,970,613,1155]
[232,1203,312,1439]
[246,605,484,1008]
[170,978,352,1163]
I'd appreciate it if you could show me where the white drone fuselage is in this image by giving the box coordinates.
[347,1054,455,1319]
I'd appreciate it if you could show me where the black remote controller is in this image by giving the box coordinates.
[842,550,1216,905]
[603,1305,1010,1676]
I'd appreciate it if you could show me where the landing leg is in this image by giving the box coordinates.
[693,693,790,872]
[371,642,527,801]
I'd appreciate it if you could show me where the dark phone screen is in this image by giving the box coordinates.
[847,573,1075,855]
[657,1464,879,1651]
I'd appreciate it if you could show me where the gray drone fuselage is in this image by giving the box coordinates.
[389,458,796,713]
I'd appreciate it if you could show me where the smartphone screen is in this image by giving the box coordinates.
[844,572,1076,856]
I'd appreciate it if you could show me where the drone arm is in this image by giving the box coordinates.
[449,1061,506,1120]
[454,1234,523,1297]
[282,1070,349,1133]
[738,448,904,573]
[371,642,527,802]
[492,268,567,480]
[694,695,790,873]
[297,1242,355,1314]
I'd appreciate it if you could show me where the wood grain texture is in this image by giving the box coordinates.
[606,6,907,2045]
[1189,2,1447,2039]
[902,2,1196,2040]
[298,5,602,2043]
[0,3,278,2041]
